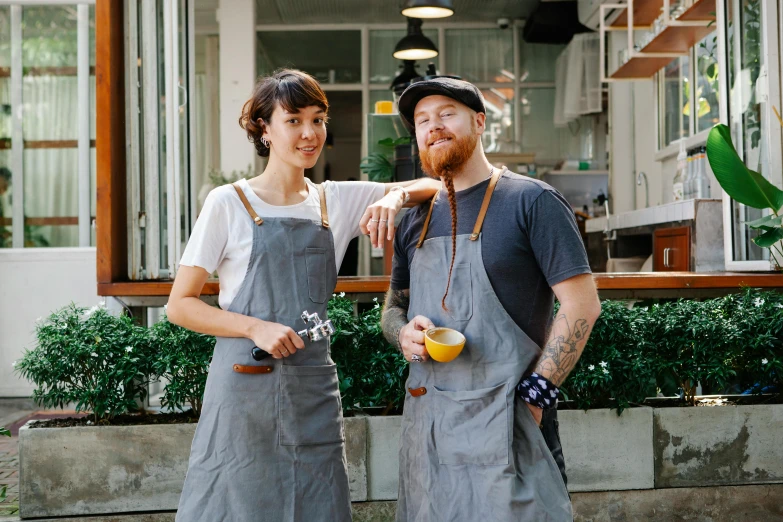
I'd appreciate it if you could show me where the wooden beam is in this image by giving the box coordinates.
[97,273,783,298]
[96,0,126,285]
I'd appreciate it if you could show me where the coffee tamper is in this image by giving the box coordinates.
[251,310,335,361]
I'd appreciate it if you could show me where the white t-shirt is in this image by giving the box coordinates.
[178,178,386,310]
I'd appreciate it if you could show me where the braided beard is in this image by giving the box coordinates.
[419,128,479,311]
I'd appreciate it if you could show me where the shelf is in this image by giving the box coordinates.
[546,169,609,175]
[640,23,716,53]
[679,0,717,21]
[611,0,663,28]
[610,0,715,28]
[610,56,679,79]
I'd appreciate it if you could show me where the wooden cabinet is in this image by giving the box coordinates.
[654,226,691,271]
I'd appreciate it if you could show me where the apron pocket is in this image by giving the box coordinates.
[279,364,345,446]
[305,247,328,303]
[432,383,509,466]
[444,263,473,322]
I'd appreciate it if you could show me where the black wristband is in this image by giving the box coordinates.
[516,372,559,410]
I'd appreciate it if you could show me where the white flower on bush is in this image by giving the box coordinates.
[762,358,769,365]
[125,346,133,353]
[754,298,765,307]
[90,352,98,358]
[339,292,346,298]
[588,364,595,371]
[602,368,609,375]
[599,361,608,368]
[11,360,16,368]
[373,297,378,302]
[83,305,101,319]
[776,303,783,309]
[374,303,380,310]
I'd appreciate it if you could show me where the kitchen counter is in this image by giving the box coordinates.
[586,198,721,234]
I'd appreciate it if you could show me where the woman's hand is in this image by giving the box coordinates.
[360,189,405,249]
[247,319,306,359]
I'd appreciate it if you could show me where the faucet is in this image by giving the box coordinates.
[636,171,649,208]
[599,193,616,260]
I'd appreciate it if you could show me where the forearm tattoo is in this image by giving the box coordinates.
[535,313,591,386]
[381,288,410,352]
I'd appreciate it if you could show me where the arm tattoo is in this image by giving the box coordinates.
[535,313,591,386]
[381,288,410,352]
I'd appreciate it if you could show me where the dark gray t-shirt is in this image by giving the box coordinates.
[391,170,591,348]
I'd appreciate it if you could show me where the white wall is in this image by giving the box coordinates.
[0,248,100,397]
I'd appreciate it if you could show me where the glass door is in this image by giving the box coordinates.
[721,0,783,270]
[127,0,193,280]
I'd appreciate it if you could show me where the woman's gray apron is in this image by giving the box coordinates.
[397,169,572,522]
[176,184,351,522]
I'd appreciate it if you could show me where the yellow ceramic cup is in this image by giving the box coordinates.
[424,327,466,363]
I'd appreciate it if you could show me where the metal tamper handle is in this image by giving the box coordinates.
[251,310,335,361]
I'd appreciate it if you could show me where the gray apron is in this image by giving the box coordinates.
[397,169,572,522]
[176,184,351,522]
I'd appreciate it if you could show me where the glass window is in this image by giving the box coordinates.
[0,7,10,248]
[659,56,690,148]
[519,88,560,162]
[23,6,80,247]
[726,0,767,262]
[519,41,565,83]
[482,86,515,153]
[445,28,513,83]
[695,34,720,133]
[257,31,361,84]
[369,29,438,85]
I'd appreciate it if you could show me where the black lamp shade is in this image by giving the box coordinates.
[401,0,454,18]
[393,18,438,60]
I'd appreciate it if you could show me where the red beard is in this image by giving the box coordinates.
[419,130,479,181]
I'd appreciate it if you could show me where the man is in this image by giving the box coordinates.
[381,78,601,521]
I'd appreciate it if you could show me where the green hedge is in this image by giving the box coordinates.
[15,288,782,421]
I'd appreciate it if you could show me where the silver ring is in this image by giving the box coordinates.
[370,219,379,223]
[379,219,388,223]
[411,354,423,362]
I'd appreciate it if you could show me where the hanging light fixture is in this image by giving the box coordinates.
[393,18,438,60]
[401,0,454,18]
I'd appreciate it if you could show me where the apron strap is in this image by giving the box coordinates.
[232,182,263,226]
[318,184,330,229]
[415,194,437,248]
[470,168,502,241]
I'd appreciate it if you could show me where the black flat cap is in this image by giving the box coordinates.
[398,77,486,130]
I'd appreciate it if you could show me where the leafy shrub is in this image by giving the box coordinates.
[329,294,408,414]
[149,316,215,416]
[728,289,783,394]
[561,300,657,412]
[15,303,154,423]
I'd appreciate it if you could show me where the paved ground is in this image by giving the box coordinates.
[0,400,37,518]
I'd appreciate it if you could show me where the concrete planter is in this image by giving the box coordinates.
[654,404,783,488]
[558,407,654,491]
[17,404,783,518]
[18,423,197,519]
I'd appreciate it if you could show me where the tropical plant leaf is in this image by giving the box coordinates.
[746,214,783,228]
[706,124,783,212]
[753,227,783,248]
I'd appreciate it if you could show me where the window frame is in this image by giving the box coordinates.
[3,0,95,250]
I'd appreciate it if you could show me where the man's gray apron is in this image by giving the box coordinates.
[397,169,572,522]
[176,184,351,522]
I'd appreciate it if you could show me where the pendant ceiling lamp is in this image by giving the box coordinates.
[393,18,439,60]
[401,0,454,19]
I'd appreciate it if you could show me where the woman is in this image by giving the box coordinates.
[167,69,439,522]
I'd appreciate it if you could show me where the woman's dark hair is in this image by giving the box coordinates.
[239,69,329,157]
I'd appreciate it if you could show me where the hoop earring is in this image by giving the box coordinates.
[261,137,270,148]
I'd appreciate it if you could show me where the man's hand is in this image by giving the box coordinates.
[526,403,543,427]
[399,315,435,362]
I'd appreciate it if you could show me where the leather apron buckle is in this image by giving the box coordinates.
[408,386,427,397]
[233,364,273,375]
